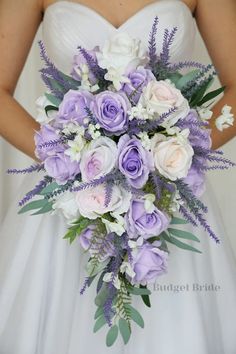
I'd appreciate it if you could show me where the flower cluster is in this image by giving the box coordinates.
[11,17,235,347]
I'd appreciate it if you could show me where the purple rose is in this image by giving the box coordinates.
[71,48,98,85]
[34,124,63,161]
[126,199,170,239]
[183,166,205,197]
[80,225,96,250]
[91,91,131,134]
[131,241,168,285]
[57,89,93,126]
[44,152,80,184]
[122,66,155,104]
[118,134,154,188]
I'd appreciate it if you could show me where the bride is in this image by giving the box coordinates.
[0,0,236,353]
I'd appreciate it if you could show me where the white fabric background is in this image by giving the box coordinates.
[0,24,235,256]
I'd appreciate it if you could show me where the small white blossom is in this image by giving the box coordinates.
[215,105,234,131]
[65,134,86,162]
[102,215,126,236]
[88,124,101,139]
[103,273,121,289]
[35,95,57,124]
[104,67,130,91]
[120,261,136,278]
[128,102,154,121]
[197,107,213,121]
[137,132,152,150]
[62,123,85,135]
[170,190,184,213]
[143,193,156,213]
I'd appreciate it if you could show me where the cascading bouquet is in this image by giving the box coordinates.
[8,17,235,347]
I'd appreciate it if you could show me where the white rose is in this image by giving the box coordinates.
[76,184,131,219]
[151,134,194,181]
[53,191,80,222]
[96,32,147,74]
[35,95,57,124]
[80,137,118,182]
[139,80,190,126]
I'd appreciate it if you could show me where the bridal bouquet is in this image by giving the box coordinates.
[8,17,235,346]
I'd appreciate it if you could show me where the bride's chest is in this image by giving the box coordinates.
[41,0,197,73]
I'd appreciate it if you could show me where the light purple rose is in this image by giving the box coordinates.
[91,91,131,135]
[131,241,168,285]
[71,48,98,85]
[79,225,96,250]
[126,199,170,239]
[183,166,205,197]
[122,66,155,104]
[44,152,80,184]
[34,124,63,161]
[118,134,154,188]
[57,89,93,126]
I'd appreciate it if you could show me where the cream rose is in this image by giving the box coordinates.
[53,191,80,222]
[151,134,194,181]
[96,32,147,74]
[139,80,190,126]
[76,184,131,219]
[80,137,118,182]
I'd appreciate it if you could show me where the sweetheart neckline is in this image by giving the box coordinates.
[43,0,194,31]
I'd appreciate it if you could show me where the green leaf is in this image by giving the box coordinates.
[161,232,202,254]
[168,228,200,242]
[31,201,53,215]
[170,217,189,225]
[166,72,183,85]
[125,304,144,328]
[141,294,151,308]
[59,72,81,87]
[198,86,226,106]
[175,69,200,90]
[93,315,107,333]
[94,306,104,320]
[127,286,151,296]
[18,199,48,214]
[45,93,61,107]
[95,283,109,307]
[106,325,119,347]
[45,105,58,116]
[190,77,214,107]
[119,318,131,345]
[86,258,110,278]
[40,182,59,195]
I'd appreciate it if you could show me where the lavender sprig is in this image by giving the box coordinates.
[19,176,51,207]
[78,46,106,82]
[7,163,44,175]
[160,27,178,66]
[148,16,159,68]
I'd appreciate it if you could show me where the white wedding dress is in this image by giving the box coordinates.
[0,1,236,353]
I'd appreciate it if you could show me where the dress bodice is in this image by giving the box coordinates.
[42,0,196,73]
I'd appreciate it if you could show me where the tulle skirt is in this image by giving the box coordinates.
[0,173,236,354]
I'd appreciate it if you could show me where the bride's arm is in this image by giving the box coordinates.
[0,0,43,160]
[195,0,236,149]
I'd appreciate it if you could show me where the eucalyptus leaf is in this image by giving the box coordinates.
[40,182,59,195]
[31,201,53,215]
[86,258,109,278]
[162,232,202,253]
[95,283,109,307]
[168,228,200,242]
[18,199,48,214]
[45,93,61,107]
[175,69,200,90]
[170,217,188,225]
[119,318,131,344]
[166,72,182,85]
[127,286,151,296]
[94,306,104,320]
[125,304,144,328]
[106,325,119,347]
[93,315,107,333]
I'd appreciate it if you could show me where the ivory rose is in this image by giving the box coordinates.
[76,184,131,219]
[151,134,194,181]
[139,79,190,126]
